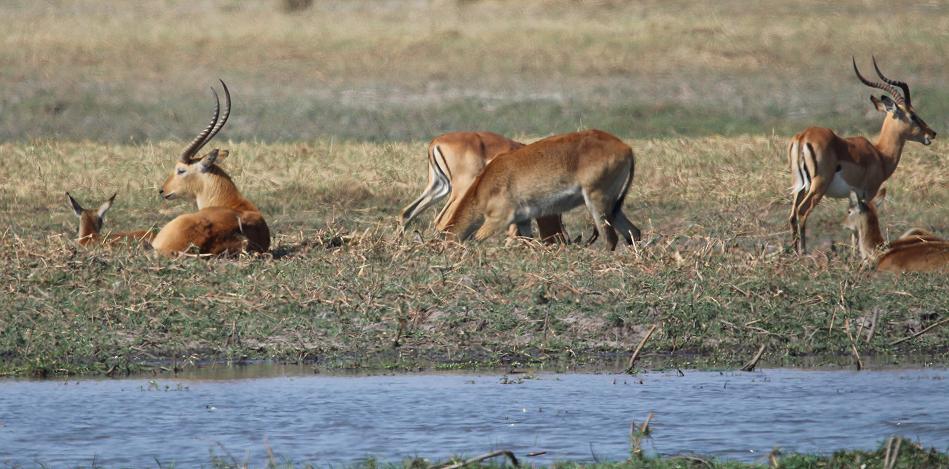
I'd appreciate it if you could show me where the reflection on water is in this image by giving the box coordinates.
[0,368,947,467]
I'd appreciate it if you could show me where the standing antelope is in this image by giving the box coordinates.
[66,192,155,247]
[400,131,568,243]
[442,129,641,250]
[788,56,936,253]
[844,192,949,273]
[151,80,271,256]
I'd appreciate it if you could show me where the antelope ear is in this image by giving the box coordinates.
[848,190,860,207]
[97,193,116,219]
[873,187,887,209]
[871,95,898,113]
[66,192,84,216]
[200,149,229,172]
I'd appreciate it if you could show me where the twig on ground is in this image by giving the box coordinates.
[437,450,519,469]
[866,309,880,343]
[392,303,408,348]
[639,413,653,435]
[740,344,766,372]
[844,318,863,371]
[675,455,713,468]
[890,316,949,346]
[625,323,659,374]
[883,436,902,469]
[630,412,654,460]
[590,442,601,463]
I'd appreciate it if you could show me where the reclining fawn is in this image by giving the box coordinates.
[66,192,154,247]
[844,191,948,273]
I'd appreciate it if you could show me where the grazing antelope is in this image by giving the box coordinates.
[442,129,641,250]
[400,131,568,243]
[152,80,271,257]
[788,56,936,253]
[66,192,154,247]
[844,192,948,272]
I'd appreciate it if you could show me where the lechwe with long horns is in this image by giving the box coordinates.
[442,129,641,250]
[788,56,936,253]
[400,131,568,243]
[843,191,948,273]
[66,192,155,247]
[151,80,270,256]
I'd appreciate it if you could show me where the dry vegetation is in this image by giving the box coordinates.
[0,0,947,376]
[1,136,946,376]
[0,0,947,141]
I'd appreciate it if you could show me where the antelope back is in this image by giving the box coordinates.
[878,241,949,273]
[445,129,633,237]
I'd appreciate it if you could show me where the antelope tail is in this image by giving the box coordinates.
[610,157,635,220]
[789,138,814,195]
[431,145,452,188]
[587,157,635,245]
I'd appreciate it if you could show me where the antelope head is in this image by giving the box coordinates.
[853,56,936,146]
[843,191,871,233]
[67,192,114,244]
[159,80,233,208]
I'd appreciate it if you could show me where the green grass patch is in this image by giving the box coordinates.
[0,137,946,377]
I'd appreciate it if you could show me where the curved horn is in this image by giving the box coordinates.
[201,79,232,149]
[852,56,904,106]
[179,87,221,163]
[872,56,911,107]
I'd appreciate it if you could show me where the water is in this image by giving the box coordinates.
[1,368,947,467]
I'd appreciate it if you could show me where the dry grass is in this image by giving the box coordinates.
[1,0,947,140]
[0,137,946,376]
[1,0,947,376]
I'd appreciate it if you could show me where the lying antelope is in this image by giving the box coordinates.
[788,56,936,253]
[400,131,568,243]
[152,80,271,256]
[442,129,641,250]
[844,192,948,273]
[66,192,155,247]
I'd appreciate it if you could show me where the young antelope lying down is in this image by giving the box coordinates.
[844,191,949,273]
[66,192,154,247]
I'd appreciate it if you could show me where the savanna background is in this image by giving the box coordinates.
[0,0,947,377]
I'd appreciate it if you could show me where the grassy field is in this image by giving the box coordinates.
[204,437,949,468]
[1,135,946,376]
[1,0,948,141]
[0,0,947,377]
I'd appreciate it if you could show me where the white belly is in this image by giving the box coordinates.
[824,172,858,198]
[514,186,583,220]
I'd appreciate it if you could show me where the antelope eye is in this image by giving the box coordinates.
[176,168,186,175]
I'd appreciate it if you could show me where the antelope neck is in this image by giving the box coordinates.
[857,210,886,261]
[194,173,259,213]
[873,117,908,178]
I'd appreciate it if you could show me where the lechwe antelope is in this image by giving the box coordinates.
[789,56,936,253]
[442,129,641,250]
[844,192,948,273]
[152,80,270,256]
[66,192,155,247]
[399,131,568,243]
